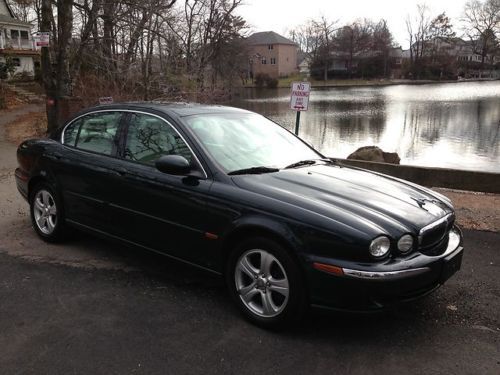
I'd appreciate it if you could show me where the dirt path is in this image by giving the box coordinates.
[0,104,43,174]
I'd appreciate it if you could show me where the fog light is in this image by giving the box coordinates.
[397,234,414,253]
[369,236,391,258]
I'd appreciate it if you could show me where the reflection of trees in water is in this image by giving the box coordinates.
[401,99,500,158]
[302,97,387,150]
[473,100,500,155]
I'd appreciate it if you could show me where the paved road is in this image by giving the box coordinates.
[0,230,499,374]
[0,106,499,374]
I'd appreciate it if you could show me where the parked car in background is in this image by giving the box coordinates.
[15,103,464,328]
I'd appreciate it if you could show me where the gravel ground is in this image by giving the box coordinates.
[434,188,500,232]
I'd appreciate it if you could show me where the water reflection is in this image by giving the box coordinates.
[232,81,500,173]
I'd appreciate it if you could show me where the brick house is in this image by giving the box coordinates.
[246,31,298,79]
[0,0,38,76]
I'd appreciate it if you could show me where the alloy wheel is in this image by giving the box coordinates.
[33,189,58,235]
[235,249,290,318]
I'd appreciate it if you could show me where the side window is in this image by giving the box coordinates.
[63,119,82,146]
[124,113,193,165]
[74,112,122,155]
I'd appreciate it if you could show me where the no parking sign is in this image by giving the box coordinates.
[290,82,310,111]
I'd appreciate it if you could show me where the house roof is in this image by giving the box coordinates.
[246,31,297,46]
[0,14,32,27]
[1,0,14,17]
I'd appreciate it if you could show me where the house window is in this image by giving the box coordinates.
[11,58,21,67]
[10,30,19,39]
[262,57,267,65]
[20,31,29,40]
[268,45,273,50]
[249,58,253,64]
[270,58,276,65]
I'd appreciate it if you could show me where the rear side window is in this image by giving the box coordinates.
[73,112,122,155]
[63,119,81,146]
[124,113,193,165]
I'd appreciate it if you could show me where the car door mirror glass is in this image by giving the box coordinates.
[155,155,191,175]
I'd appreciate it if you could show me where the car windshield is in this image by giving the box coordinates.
[183,113,321,173]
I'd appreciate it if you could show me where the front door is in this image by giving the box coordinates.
[108,112,215,269]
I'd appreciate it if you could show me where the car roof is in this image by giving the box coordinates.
[87,102,253,118]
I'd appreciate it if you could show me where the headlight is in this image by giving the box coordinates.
[397,234,414,253]
[369,236,391,258]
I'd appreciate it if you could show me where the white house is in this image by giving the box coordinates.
[0,0,38,76]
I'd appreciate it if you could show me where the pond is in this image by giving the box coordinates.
[232,81,500,173]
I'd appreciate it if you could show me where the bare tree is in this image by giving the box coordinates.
[462,0,500,73]
[372,19,394,77]
[311,16,338,81]
[335,20,373,78]
[405,4,432,78]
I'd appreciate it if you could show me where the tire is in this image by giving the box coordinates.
[226,236,307,329]
[29,182,67,242]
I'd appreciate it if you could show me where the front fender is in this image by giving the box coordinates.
[218,213,308,270]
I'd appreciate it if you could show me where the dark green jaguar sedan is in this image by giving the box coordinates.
[15,103,464,328]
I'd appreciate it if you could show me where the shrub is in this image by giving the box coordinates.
[254,73,278,88]
[266,78,278,88]
[10,71,34,82]
[254,73,269,88]
[0,57,16,79]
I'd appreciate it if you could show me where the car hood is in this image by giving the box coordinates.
[231,164,454,236]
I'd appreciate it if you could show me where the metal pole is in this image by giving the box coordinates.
[295,111,301,135]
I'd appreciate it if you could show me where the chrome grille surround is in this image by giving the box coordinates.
[418,213,455,249]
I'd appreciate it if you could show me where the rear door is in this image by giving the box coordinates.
[107,112,215,268]
[55,111,127,234]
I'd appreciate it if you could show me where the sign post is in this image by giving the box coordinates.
[290,81,310,135]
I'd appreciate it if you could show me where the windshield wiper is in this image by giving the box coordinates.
[284,159,334,169]
[228,166,280,176]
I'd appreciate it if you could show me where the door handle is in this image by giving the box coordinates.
[44,152,62,160]
[112,167,128,176]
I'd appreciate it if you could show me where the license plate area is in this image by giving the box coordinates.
[440,248,463,283]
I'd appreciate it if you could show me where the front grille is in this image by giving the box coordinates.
[419,213,455,254]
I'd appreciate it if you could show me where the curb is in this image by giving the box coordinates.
[333,158,500,194]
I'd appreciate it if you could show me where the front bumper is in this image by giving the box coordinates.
[307,227,464,311]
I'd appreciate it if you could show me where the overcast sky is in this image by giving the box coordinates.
[236,0,470,49]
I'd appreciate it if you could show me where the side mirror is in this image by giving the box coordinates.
[155,155,191,175]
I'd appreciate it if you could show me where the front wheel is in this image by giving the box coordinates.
[30,182,67,242]
[226,237,307,329]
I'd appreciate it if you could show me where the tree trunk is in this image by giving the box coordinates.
[41,0,57,133]
[55,0,73,100]
[70,0,99,77]
[102,2,116,75]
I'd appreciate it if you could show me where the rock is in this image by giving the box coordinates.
[347,146,401,164]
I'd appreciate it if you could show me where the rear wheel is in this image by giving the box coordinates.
[226,237,307,328]
[30,182,67,242]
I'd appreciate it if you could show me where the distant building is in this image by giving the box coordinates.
[316,47,404,78]
[297,51,310,76]
[403,37,500,78]
[246,31,298,79]
[0,0,38,76]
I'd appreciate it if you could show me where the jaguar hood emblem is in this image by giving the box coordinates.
[414,198,446,217]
